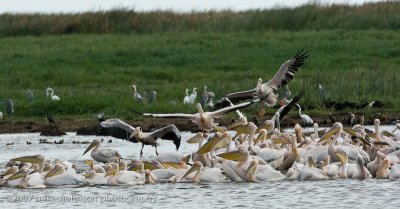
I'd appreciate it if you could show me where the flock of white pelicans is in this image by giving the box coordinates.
[2,118,400,189]
[2,49,400,189]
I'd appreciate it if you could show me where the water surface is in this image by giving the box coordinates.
[0,125,398,208]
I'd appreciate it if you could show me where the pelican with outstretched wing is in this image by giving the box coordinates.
[213,49,308,110]
[96,118,181,157]
[143,101,255,132]
[97,118,138,142]
[129,125,181,157]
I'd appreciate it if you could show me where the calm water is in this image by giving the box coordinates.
[1,125,399,208]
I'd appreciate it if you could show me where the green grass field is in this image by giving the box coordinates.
[1,3,400,121]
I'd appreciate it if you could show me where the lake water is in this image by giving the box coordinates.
[1,125,399,208]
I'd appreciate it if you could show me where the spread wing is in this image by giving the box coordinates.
[150,125,182,150]
[276,92,304,121]
[210,100,256,118]
[143,113,196,119]
[97,118,138,143]
[212,89,257,110]
[266,49,308,90]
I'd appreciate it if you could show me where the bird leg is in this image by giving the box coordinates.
[140,143,144,157]
[155,144,159,156]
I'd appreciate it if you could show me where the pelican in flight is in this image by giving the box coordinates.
[144,101,255,132]
[213,49,308,109]
[46,87,60,101]
[83,139,122,163]
[129,125,181,157]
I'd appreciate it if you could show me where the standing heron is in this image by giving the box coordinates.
[183,89,190,104]
[6,99,14,117]
[46,113,56,125]
[296,104,313,126]
[149,90,157,103]
[188,88,197,104]
[318,84,326,101]
[27,90,33,100]
[132,85,145,103]
[46,87,60,101]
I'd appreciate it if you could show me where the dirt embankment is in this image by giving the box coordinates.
[0,112,398,135]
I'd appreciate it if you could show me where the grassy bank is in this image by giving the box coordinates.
[0,2,400,36]
[0,29,400,121]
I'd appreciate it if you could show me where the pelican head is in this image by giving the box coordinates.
[11,154,45,166]
[257,120,274,133]
[196,103,204,113]
[182,161,203,180]
[294,123,304,143]
[318,122,342,143]
[335,152,348,165]
[4,166,18,176]
[119,161,127,171]
[105,164,119,177]
[84,159,94,168]
[308,156,317,167]
[245,160,258,178]
[83,139,100,155]
[45,164,65,178]
[8,166,29,181]
[217,146,248,161]
[145,169,155,184]
[257,78,262,87]
[227,117,248,130]
[374,119,380,125]
[187,132,204,144]
[254,129,267,144]
[129,127,142,139]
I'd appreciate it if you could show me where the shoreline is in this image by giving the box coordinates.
[0,112,397,134]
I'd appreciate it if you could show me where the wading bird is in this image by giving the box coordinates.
[46,87,60,101]
[27,90,33,100]
[132,85,145,103]
[183,89,190,104]
[296,104,313,126]
[149,90,157,103]
[6,99,14,117]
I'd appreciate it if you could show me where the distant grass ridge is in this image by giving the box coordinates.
[0,2,400,37]
[1,30,400,120]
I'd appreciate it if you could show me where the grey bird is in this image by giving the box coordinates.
[149,90,157,103]
[27,90,33,100]
[6,99,14,117]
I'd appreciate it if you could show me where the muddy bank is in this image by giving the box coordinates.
[0,112,398,134]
